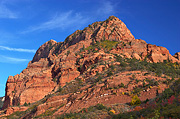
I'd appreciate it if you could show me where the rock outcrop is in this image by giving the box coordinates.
[173,52,180,60]
[3,58,56,109]
[2,15,179,111]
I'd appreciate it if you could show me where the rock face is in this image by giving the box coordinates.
[0,97,4,109]
[2,16,180,110]
[3,58,56,109]
[5,106,28,115]
[173,52,180,60]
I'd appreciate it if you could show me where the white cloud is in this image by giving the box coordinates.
[0,0,18,19]
[0,46,36,53]
[22,11,88,33]
[96,0,115,16]
[20,0,118,34]
[0,55,29,63]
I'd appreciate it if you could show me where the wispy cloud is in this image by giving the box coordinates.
[22,11,88,33]
[96,1,115,16]
[0,46,36,53]
[0,0,18,19]
[0,55,30,63]
[21,0,118,34]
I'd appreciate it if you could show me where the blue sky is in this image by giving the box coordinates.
[0,0,179,97]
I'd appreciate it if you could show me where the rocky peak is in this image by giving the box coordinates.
[32,16,135,63]
[32,39,57,63]
[66,15,134,44]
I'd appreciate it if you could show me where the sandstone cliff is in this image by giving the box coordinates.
[2,15,180,111]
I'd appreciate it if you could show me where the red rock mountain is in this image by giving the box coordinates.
[2,16,179,111]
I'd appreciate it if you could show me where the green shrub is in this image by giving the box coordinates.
[130,95,141,106]
[118,83,125,88]
[96,103,107,110]
[66,50,70,56]
[135,79,140,83]
[107,71,113,77]
[133,87,142,94]
[75,58,80,65]
[144,72,150,76]
[162,88,174,99]
[120,62,127,67]
[52,78,56,82]
[23,102,28,106]
[95,76,102,83]
[57,86,63,92]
